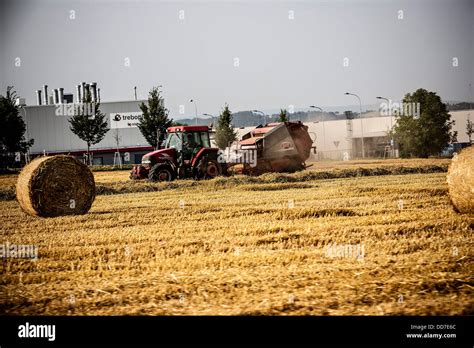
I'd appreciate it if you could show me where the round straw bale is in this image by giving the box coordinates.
[16,155,95,217]
[446,146,473,214]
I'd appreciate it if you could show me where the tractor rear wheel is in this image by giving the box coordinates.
[148,164,175,182]
[196,158,223,179]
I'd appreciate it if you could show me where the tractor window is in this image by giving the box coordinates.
[166,132,182,150]
[200,131,211,148]
[183,131,210,148]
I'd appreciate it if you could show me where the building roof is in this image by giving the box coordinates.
[167,125,209,132]
[239,138,258,145]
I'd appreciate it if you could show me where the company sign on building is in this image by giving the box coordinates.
[110,112,143,129]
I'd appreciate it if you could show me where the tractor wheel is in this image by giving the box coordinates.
[148,164,175,182]
[196,158,222,179]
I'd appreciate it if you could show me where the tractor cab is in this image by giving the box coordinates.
[130,125,223,181]
[164,126,211,164]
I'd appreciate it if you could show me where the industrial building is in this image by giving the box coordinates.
[20,84,472,164]
[22,83,152,165]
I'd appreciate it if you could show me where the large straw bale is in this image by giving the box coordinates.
[16,155,95,217]
[446,146,473,214]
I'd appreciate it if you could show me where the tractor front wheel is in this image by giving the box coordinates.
[148,164,175,182]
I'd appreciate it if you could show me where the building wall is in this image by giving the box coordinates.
[303,111,471,160]
[25,100,149,154]
[304,117,393,160]
[450,110,472,143]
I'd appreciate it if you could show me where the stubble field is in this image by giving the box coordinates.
[0,158,472,315]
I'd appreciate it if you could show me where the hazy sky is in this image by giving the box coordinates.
[1,0,473,118]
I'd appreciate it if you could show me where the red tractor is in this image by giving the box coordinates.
[130,125,225,181]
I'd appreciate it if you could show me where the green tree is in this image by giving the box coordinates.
[466,118,473,143]
[279,109,288,122]
[0,87,34,168]
[344,110,354,119]
[137,87,173,149]
[393,89,456,158]
[214,103,237,149]
[68,91,109,164]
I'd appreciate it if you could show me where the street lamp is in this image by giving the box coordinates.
[153,85,163,149]
[376,96,394,153]
[189,99,198,125]
[203,113,216,128]
[252,110,266,125]
[376,96,392,128]
[344,92,365,158]
[156,85,163,102]
[309,105,326,155]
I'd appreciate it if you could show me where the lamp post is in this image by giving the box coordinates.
[190,99,198,125]
[155,85,163,149]
[203,113,217,128]
[309,105,326,154]
[252,110,266,125]
[376,96,392,131]
[345,92,365,158]
[376,96,394,154]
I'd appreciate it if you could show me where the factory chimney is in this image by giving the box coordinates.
[81,82,86,101]
[59,88,64,104]
[84,84,91,101]
[36,90,42,105]
[76,84,82,103]
[90,82,97,103]
[43,85,48,105]
[53,89,59,104]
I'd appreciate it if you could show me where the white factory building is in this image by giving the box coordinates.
[24,99,152,165]
[237,110,472,161]
[20,84,473,164]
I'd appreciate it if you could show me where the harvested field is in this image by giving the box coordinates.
[0,158,450,201]
[0,158,472,315]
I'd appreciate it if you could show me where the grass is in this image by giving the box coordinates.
[0,158,472,315]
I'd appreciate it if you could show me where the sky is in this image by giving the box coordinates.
[1,0,473,118]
